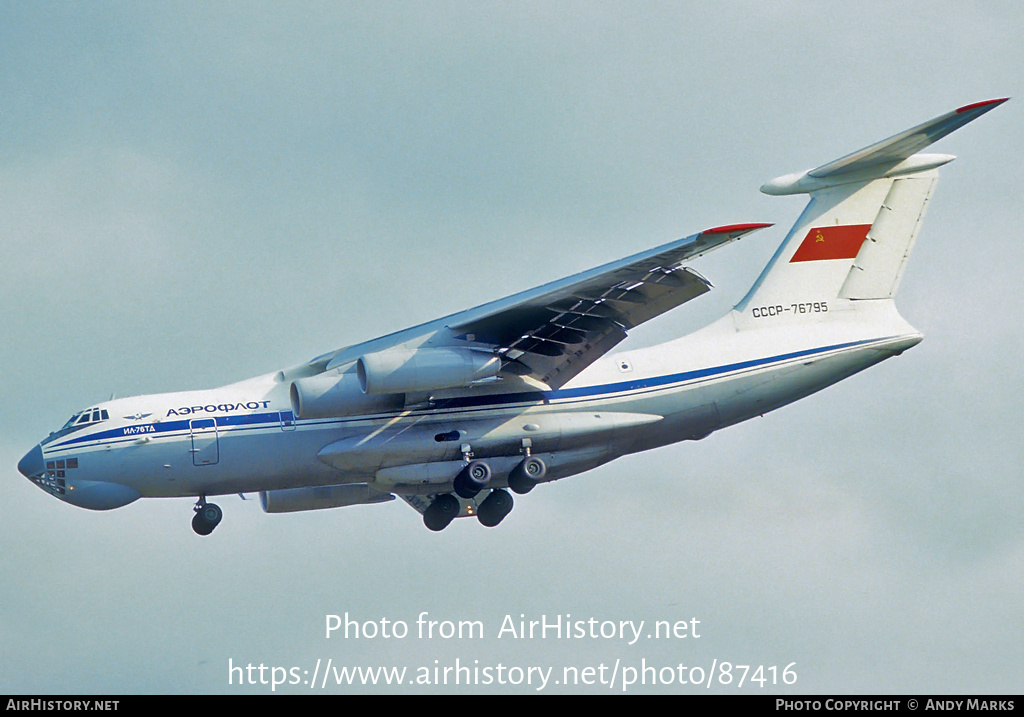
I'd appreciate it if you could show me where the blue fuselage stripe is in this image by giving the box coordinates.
[47,338,875,451]
[434,338,871,409]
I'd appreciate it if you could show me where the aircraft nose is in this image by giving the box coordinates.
[18,444,44,479]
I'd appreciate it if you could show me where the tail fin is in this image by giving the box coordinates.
[736,99,1007,314]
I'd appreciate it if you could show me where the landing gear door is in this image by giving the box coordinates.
[190,418,220,466]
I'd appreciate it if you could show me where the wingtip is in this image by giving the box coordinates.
[956,97,1009,114]
[702,222,773,235]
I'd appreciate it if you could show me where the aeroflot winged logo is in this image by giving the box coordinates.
[789,225,871,262]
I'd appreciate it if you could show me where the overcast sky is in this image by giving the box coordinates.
[2,1,1022,695]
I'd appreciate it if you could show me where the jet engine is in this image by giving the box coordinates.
[356,347,501,395]
[259,484,394,513]
[290,372,404,419]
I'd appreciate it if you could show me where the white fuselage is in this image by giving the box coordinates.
[23,301,921,510]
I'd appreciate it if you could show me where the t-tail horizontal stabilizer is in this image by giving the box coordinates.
[739,99,1007,309]
[761,98,1008,196]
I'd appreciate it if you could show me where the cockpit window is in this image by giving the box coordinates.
[46,408,108,447]
[60,407,109,430]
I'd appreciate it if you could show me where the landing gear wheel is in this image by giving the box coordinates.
[453,459,492,499]
[477,489,513,527]
[423,494,460,532]
[508,456,546,495]
[191,500,223,536]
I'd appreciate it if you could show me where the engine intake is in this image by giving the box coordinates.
[290,372,404,419]
[357,347,500,395]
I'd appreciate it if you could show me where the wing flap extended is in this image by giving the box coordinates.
[452,223,771,388]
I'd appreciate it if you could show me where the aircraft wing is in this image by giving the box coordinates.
[310,223,770,390]
[448,223,771,388]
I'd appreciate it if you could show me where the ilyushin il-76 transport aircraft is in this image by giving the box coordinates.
[18,99,1006,535]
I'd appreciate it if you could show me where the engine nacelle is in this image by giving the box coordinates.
[290,371,404,419]
[259,484,394,513]
[357,347,501,395]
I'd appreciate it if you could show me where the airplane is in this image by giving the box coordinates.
[17,98,1007,535]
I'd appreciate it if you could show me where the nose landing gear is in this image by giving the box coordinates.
[192,496,223,536]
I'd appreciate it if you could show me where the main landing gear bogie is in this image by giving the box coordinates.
[192,497,223,536]
[508,455,546,494]
[423,454,547,531]
[452,459,492,499]
[476,488,513,527]
[423,493,460,532]
[422,488,515,531]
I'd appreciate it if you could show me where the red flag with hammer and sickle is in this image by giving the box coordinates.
[789,224,871,262]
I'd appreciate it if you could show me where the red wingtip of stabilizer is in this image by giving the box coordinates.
[956,98,1009,114]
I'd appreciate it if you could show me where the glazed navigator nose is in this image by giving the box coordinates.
[18,444,44,479]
